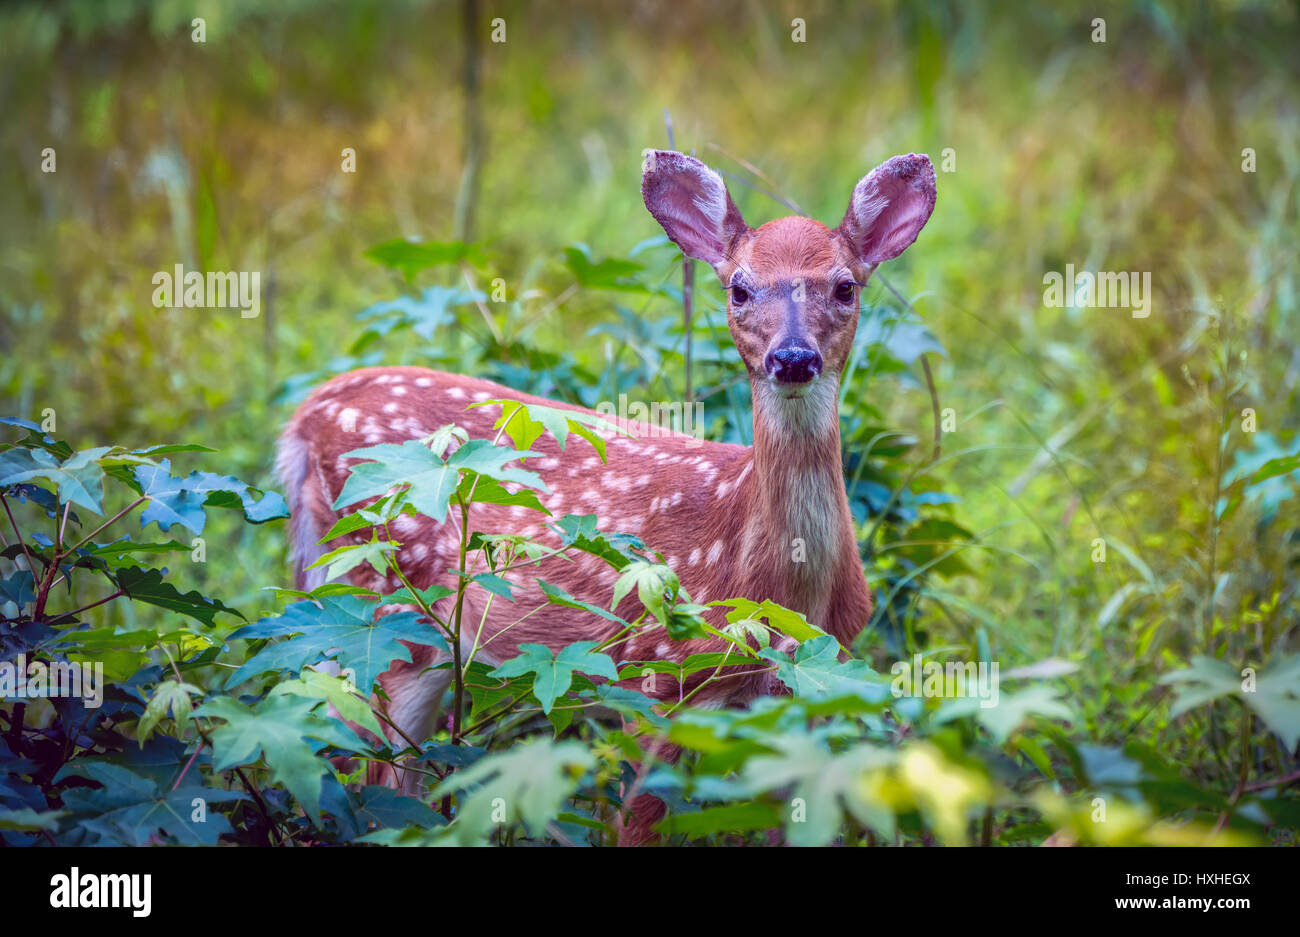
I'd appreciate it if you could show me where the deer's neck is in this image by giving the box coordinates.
[730,377,867,639]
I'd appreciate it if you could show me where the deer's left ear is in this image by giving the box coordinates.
[840,154,937,264]
[641,150,749,268]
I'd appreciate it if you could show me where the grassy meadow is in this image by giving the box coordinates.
[1,0,1297,847]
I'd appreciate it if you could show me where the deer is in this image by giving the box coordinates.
[276,149,936,843]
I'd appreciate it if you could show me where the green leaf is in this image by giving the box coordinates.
[562,243,649,292]
[552,513,647,569]
[270,668,386,739]
[1247,655,1300,750]
[612,560,678,624]
[225,595,438,694]
[489,641,620,714]
[137,679,201,746]
[114,565,243,626]
[134,460,287,534]
[307,536,397,581]
[431,738,594,843]
[463,475,550,514]
[732,735,898,845]
[364,239,486,280]
[58,762,245,845]
[0,807,66,832]
[334,438,544,523]
[654,801,783,838]
[194,694,362,820]
[758,635,887,702]
[385,582,455,608]
[1159,656,1243,718]
[473,399,622,462]
[938,684,1075,744]
[859,309,948,366]
[539,579,628,625]
[354,285,483,341]
[353,785,445,830]
[83,539,195,568]
[0,445,108,513]
[712,598,826,643]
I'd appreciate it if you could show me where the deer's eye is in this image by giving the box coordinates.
[730,285,750,306]
[834,281,857,305]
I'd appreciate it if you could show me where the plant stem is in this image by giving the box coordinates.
[0,493,35,575]
[66,496,147,554]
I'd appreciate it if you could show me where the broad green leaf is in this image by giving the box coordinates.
[58,762,245,845]
[654,801,783,838]
[137,679,201,746]
[1159,656,1244,718]
[712,597,826,643]
[758,635,887,702]
[563,243,648,292]
[113,565,243,626]
[431,738,594,843]
[489,641,620,714]
[225,595,438,693]
[270,668,385,738]
[307,536,397,581]
[354,285,483,339]
[134,460,287,534]
[473,398,622,462]
[334,438,544,523]
[938,684,1075,744]
[0,445,108,513]
[1246,655,1300,750]
[0,807,66,832]
[539,579,628,625]
[553,513,647,570]
[735,735,899,845]
[364,239,486,280]
[194,694,362,820]
[612,560,678,624]
[352,785,445,830]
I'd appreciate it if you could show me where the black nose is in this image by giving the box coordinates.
[765,346,822,384]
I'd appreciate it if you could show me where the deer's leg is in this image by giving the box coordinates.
[367,643,452,796]
[615,720,683,846]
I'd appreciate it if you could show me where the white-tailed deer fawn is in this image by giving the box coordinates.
[277,149,936,842]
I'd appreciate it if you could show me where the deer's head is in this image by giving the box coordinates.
[642,150,935,431]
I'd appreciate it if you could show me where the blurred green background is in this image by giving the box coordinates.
[1,0,1297,756]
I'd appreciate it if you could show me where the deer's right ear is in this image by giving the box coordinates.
[641,150,747,268]
[841,153,937,265]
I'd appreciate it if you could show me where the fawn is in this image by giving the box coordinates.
[277,149,936,842]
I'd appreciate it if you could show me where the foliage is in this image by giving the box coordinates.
[2,0,1298,847]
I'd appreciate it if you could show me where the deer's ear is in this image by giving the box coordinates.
[840,154,937,265]
[641,150,747,267]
